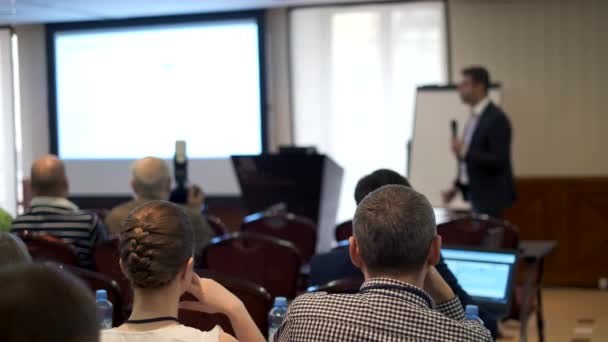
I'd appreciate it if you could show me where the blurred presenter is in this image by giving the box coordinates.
[442,66,516,218]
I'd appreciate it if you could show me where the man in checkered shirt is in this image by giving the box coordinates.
[275,185,492,341]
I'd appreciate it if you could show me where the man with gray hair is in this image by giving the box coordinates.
[106,157,213,254]
[276,185,492,341]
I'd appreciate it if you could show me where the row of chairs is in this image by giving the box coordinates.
[15,212,525,338]
[16,231,277,335]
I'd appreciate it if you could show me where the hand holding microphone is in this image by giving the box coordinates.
[450,119,464,159]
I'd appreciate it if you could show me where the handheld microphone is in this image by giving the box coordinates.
[170,140,188,204]
[450,120,458,139]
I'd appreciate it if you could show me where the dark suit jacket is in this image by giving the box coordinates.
[461,102,516,214]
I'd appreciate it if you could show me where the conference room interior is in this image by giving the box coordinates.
[0,0,606,341]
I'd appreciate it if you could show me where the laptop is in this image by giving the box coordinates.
[441,247,518,318]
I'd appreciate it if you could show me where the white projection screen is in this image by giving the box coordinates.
[47,12,266,196]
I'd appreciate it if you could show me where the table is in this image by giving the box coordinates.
[518,240,558,342]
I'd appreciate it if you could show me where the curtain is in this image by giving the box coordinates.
[291,1,447,222]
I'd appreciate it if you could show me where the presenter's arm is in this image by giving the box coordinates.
[465,114,511,170]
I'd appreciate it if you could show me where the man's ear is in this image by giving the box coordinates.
[427,235,442,266]
[62,176,70,197]
[349,236,363,270]
[130,178,137,194]
[180,257,194,292]
[119,258,127,276]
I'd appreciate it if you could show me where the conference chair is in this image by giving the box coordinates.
[438,216,544,340]
[437,214,519,249]
[306,276,364,294]
[206,214,228,237]
[93,238,133,305]
[334,220,353,242]
[179,269,273,338]
[48,262,125,326]
[200,232,302,298]
[16,231,79,266]
[241,212,317,261]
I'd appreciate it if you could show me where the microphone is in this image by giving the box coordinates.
[170,140,188,204]
[450,120,458,139]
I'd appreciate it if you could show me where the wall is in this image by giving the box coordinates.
[15,25,49,175]
[449,0,608,287]
[265,8,293,151]
[448,0,608,176]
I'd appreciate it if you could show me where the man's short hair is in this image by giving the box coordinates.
[354,169,411,204]
[0,264,99,342]
[131,157,171,200]
[353,185,437,274]
[462,66,490,93]
[30,156,66,197]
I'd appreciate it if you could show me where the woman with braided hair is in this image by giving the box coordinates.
[101,200,264,342]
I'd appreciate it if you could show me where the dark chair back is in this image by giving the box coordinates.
[437,214,519,249]
[241,212,317,261]
[179,269,272,338]
[207,214,228,237]
[334,220,353,242]
[200,232,302,298]
[48,263,125,326]
[16,231,79,266]
[93,238,133,305]
[307,276,364,294]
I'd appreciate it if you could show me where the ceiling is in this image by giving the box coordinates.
[0,0,381,25]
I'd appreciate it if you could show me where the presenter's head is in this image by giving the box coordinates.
[459,66,490,106]
[31,155,69,198]
[349,185,440,282]
[131,157,171,201]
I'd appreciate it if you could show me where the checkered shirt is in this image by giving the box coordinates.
[275,278,492,342]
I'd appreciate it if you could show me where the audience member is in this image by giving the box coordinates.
[0,207,11,232]
[102,200,264,342]
[0,263,99,342]
[105,157,213,255]
[0,232,31,266]
[309,168,499,337]
[11,155,107,269]
[277,185,492,341]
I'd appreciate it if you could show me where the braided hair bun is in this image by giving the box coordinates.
[119,200,193,289]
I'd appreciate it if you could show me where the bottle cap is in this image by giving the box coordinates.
[96,289,107,301]
[274,297,288,307]
[465,304,479,317]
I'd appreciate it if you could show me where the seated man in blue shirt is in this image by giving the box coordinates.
[309,169,499,338]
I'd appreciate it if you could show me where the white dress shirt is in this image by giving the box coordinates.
[459,96,491,185]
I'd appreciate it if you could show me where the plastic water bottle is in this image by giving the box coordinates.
[465,304,484,326]
[96,289,113,329]
[268,297,288,341]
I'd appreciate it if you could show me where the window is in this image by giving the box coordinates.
[291,1,447,222]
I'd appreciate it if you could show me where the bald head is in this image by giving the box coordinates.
[130,157,171,200]
[31,155,68,197]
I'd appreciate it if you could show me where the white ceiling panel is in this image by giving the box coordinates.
[0,0,384,25]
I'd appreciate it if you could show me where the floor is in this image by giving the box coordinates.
[498,288,608,342]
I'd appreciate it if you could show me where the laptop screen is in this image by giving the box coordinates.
[442,248,517,304]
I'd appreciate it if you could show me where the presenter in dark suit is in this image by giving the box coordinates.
[443,67,516,217]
